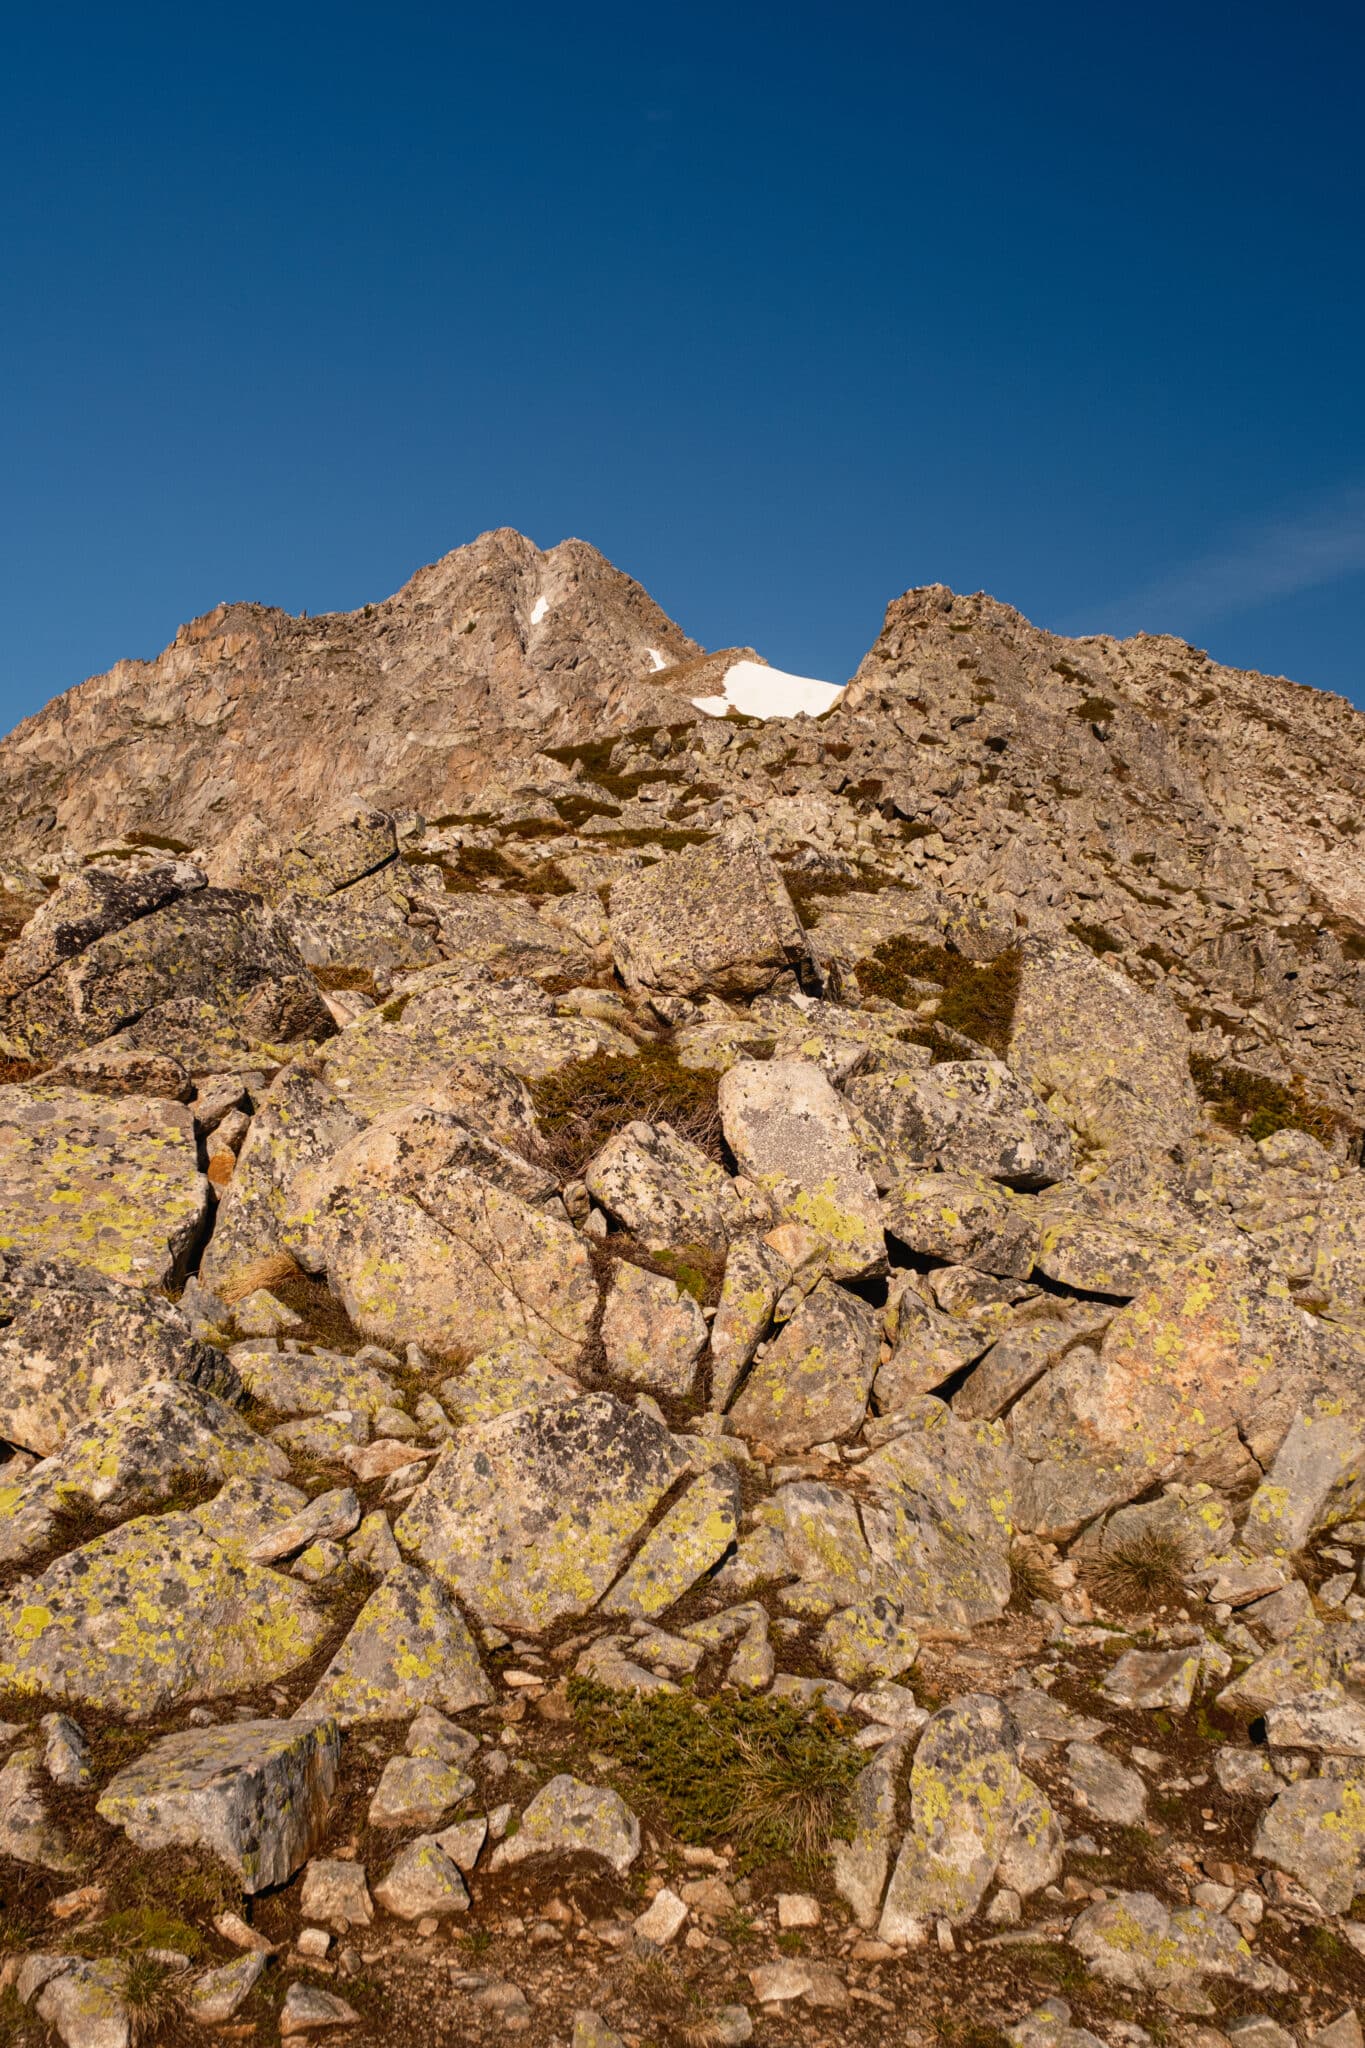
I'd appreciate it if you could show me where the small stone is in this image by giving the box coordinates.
[1101,1645,1201,1712]
[573,2016,626,2048]
[986,1888,1022,1925]
[777,1892,821,1928]
[634,1887,688,1945]
[299,1858,373,1931]
[296,1926,330,1958]
[215,1909,276,1952]
[749,1959,812,2004]
[373,1837,470,1920]
[186,1951,268,2025]
[406,1706,479,1764]
[434,1815,488,1871]
[710,2009,754,2047]
[367,1755,473,1829]
[279,1979,360,2034]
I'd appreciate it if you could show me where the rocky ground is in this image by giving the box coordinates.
[1,564,1365,2047]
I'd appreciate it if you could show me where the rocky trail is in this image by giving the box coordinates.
[1,539,1365,2048]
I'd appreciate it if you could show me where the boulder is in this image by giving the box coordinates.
[600,1260,708,1398]
[727,1279,880,1451]
[609,826,809,998]
[96,1717,340,1891]
[1068,1889,1290,2012]
[1255,1773,1365,1912]
[709,1235,789,1410]
[296,1565,492,1724]
[1010,1250,1339,1540]
[395,1392,691,1630]
[0,1086,207,1289]
[881,1168,1037,1278]
[492,1775,640,1874]
[373,1836,470,1918]
[323,1178,595,1367]
[0,857,202,1000]
[718,1059,886,1280]
[598,1466,741,1620]
[584,1121,767,1255]
[846,1059,1073,1189]
[0,1253,239,1457]
[0,1511,328,1713]
[1006,937,1201,1157]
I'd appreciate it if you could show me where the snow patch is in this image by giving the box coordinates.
[530,595,550,625]
[646,647,668,672]
[692,658,844,722]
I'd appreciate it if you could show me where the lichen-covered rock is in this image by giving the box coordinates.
[847,1059,1073,1190]
[296,1565,492,1723]
[881,1168,1037,1279]
[374,1835,471,1918]
[600,1259,708,1398]
[1007,936,1201,1158]
[709,1235,789,1410]
[0,1253,239,1457]
[395,1392,690,1630]
[818,1596,919,1685]
[608,824,809,998]
[0,1380,286,1563]
[951,1305,1105,1424]
[584,1121,768,1256]
[775,1399,1013,1633]
[1241,1400,1365,1556]
[1068,1889,1291,2012]
[1254,1771,1365,1911]
[718,1059,886,1280]
[727,1279,879,1451]
[0,1086,207,1289]
[368,1754,474,1828]
[876,1279,992,1411]
[832,1736,906,1928]
[1010,1250,1339,1539]
[439,1342,581,1425]
[323,1178,595,1366]
[492,1774,640,1874]
[0,856,202,1000]
[0,1511,328,1713]
[300,1857,374,1929]
[228,1344,401,1419]
[185,1952,270,2025]
[278,1980,361,2035]
[878,1694,1027,1940]
[96,1717,340,1891]
[3,882,325,1066]
[0,1746,79,1871]
[29,1957,132,2048]
[599,1466,740,1620]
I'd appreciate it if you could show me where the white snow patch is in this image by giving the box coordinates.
[530,595,550,625]
[646,647,668,672]
[692,658,844,722]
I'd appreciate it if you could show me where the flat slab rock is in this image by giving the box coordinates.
[96,1716,340,1892]
[0,1084,207,1289]
[0,1509,329,1714]
[395,1391,690,1631]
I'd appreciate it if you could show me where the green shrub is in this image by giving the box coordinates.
[1189,1054,1356,1148]
[855,934,1021,1056]
[568,1680,862,1872]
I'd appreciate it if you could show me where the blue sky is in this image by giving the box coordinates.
[1,0,1362,732]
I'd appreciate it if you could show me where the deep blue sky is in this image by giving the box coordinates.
[2,0,1362,734]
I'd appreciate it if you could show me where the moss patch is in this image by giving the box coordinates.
[529,1042,723,1178]
[1189,1053,1358,1148]
[567,1679,862,1873]
[855,934,1022,1056]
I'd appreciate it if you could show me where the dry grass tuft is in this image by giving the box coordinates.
[215,1251,303,1307]
[1089,1530,1190,1613]
[530,1043,723,1179]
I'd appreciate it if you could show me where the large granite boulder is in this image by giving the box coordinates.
[0,1253,239,1456]
[0,1086,208,1288]
[608,823,809,998]
[718,1059,885,1280]
[395,1393,691,1630]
